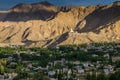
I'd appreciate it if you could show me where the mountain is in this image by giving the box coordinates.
[0,1,120,47]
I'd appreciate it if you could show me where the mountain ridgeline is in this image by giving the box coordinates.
[0,1,120,47]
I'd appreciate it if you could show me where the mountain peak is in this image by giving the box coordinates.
[113,1,120,3]
[32,1,54,6]
[11,1,54,10]
[11,3,28,9]
[112,1,120,5]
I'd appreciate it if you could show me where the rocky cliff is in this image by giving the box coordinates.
[0,1,120,47]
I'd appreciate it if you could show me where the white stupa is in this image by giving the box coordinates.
[70,28,74,33]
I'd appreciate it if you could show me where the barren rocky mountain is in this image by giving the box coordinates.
[0,1,120,47]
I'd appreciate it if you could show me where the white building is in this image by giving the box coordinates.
[50,78,58,80]
[104,54,110,58]
[48,71,56,76]
[92,54,98,57]
[104,69,109,75]
[0,75,4,80]
[83,63,89,68]
[78,69,84,74]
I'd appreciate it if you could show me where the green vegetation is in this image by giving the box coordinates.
[0,42,120,80]
[86,70,120,80]
[86,73,108,80]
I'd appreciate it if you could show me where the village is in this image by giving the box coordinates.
[0,43,120,80]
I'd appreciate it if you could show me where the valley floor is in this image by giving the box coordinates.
[0,42,120,80]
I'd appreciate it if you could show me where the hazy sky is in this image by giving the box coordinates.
[0,0,119,10]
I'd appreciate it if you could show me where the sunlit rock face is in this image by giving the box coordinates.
[0,1,120,47]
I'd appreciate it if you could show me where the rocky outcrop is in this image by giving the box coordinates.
[0,1,120,47]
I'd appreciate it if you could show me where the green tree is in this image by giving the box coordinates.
[0,64,4,75]
[86,73,97,80]
[109,70,120,80]
[33,72,49,80]
[15,63,23,73]
[97,73,108,80]
[13,72,30,80]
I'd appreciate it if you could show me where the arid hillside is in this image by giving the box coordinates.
[0,1,120,47]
